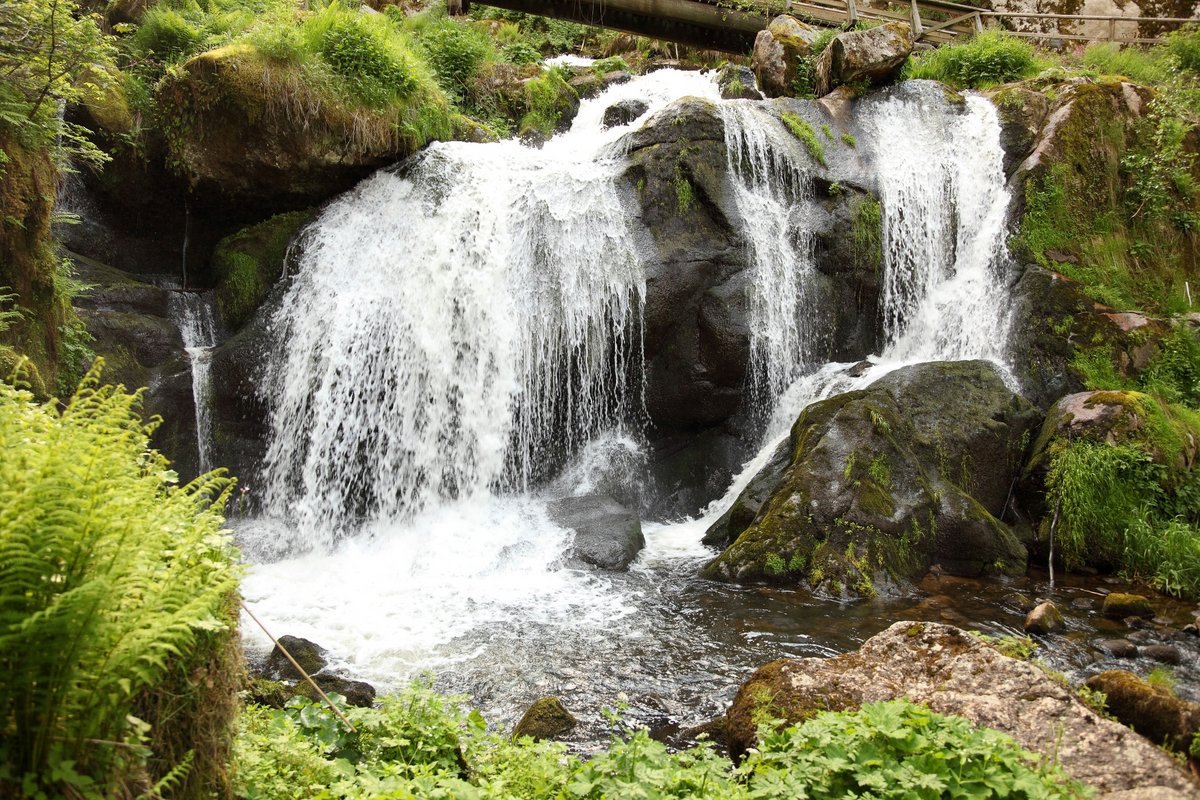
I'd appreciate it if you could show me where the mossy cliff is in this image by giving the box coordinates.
[156,43,456,209]
[704,361,1039,598]
[213,209,314,331]
[0,128,85,397]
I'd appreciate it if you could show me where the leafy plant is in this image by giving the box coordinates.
[903,30,1042,88]
[0,364,240,798]
[781,111,826,166]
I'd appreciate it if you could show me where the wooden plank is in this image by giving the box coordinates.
[847,0,858,25]
[911,0,924,36]
[977,10,1197,22]
[922,10,984,34]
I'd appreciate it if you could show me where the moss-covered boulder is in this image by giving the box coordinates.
[518,69,579,140]
[264,635,327,680]
[213,210,313,332]
[751,15,822,98]
[982,85,1049,178]
[1101,592,1156,619]
[512,696,577,741]
[704,361,1040,597]
[813,23,913,98]
[1085,670,1200,755]
[723,622,1198,796]
[156,44,451,211]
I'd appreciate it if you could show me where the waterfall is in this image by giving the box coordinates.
[719,103,825,413]
[170,292,219,473]
[259,70,722,550]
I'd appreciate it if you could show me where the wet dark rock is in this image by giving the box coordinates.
[704,361,1040,596]
[1003,591,1036,613]
[724,622,1196,795]
[1143,644,1182,665]
[1024,601,1065,635]
[1098,639,1139,659]
[1184,624,1199,636]
[208,312,273,488]
[548,494,645,571]
[247,677,295,708]
[814,23,913,97]
[982,86,1050,178]
[306,675,376,708]
[513,696,577,740]
[715,64,762,100]
[1086,670,1200,755]
[703,438,791,550]
[601,99,649,129]
[1103,593,1156,620]
[751,16,822,98]
[265,635,327,681]
[1071,597,1096,610]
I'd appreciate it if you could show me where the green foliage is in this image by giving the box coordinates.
[853,196,883,273]
[746,700,1086,799]
[1164,24,1200,74]
[903,30,1042,88]
[780,111,826,166]
[1079,42,1171,85]
[305,4,419,107]
[238,684,1085,800]
[789,28,836,98]
[970,632,1039,661]
[0,0,114,166]
[840,131,857,148]
[0,365,240,798]
[674,164,695,213]
[519,67,575,137]
[418,18,496,101]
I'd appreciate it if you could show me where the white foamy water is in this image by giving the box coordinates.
[243,76,1018,731]
[170,292,219,473]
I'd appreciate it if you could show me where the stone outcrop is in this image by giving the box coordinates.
[1086,670,1200,756]
[704,361,1040,596]
[513,697,578,740]
[724,621,1199,798]
[751,15,824,98]
[548,494,645,570]
[814,23,913,97]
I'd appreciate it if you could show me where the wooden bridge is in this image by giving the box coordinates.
[451,0,1198,53]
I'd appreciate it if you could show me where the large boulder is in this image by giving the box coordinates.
[155,44,452,213]
[723,622,1199,797]
[751,15,823,98]
[704,361,1040,596]
[548,494,645,570]
[1086,670,1200,756]
[814,23,912,98]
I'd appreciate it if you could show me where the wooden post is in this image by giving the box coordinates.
[847,0,858,25]
[1108,17,1116,41]
[973,11,983,33]
[448,0,463,14]
[910,0,923,37]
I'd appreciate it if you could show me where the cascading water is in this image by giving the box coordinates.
[170,292,219,473]
[257,71,722,550]
[242,74,1057,738]
[719,103,825,411]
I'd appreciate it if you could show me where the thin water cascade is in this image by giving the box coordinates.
[170,292,219,473]
[719,103,826,414]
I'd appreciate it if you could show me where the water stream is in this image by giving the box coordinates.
[238,72,1197,742]
[170,292,220,474]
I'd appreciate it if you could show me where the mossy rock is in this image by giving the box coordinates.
[518,70,579,139]
[0,346,47,397]
[1086,670,1200,754]
[512,696,577,741]
[704,361,1039,597]
[1101,592,1156,619]
[213,210,314,331]
[246,676,297,709]
[264,635,327,681]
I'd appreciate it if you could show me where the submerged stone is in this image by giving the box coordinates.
[1102,593,1156,620]
[1024,601,1065,635]
[549,494,645,571]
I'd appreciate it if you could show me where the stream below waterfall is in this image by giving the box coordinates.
[233,66,1200,746]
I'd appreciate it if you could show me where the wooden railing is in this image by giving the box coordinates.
[462,0,1197,51]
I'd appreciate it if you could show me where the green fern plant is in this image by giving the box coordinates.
[0,363,240,798]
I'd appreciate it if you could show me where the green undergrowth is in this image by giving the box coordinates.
[1044,382,1200,597]
[789,28,837,98]
[780,111,826,166]
[903,29,1045,88]
[0,363,241,798]
[236,683,1087,800]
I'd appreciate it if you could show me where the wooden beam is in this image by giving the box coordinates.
[475,0,770,52]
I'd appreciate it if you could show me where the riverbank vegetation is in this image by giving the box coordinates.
[235,683,1086,800]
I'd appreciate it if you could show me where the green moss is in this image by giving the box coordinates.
[673,164,695,213]
[852,196,883,274]
[214,209,314,331]
[840,132,857,148]
[519,67,577,137]
[780,111,826,167]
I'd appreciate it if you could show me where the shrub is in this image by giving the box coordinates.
[304,5,419,107]
[134,6,205,62]
[237,683,1086,800]
[1080,42,1170,84]
[1164,23,1200,73]
[0,365,240,798]
[418,18,496,99]
[903,30,1042,88]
